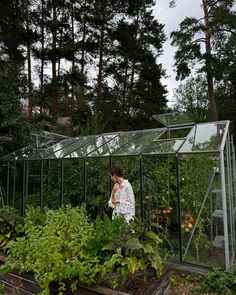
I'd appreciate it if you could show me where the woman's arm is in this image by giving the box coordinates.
[111,183,120,205]
[108,193,115,208]
[108,184,120,207]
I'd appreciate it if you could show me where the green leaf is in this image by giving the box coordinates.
[0,263,12,275]
[126,238,143,250]
[143,244,154,254]
[5,232,11,238]
[145,231,162,244]
[149,254,162,275]
[102,242,116,251]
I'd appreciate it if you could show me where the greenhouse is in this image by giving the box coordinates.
[0,113,235,271]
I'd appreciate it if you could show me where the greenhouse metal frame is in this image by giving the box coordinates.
[0,114,235,270]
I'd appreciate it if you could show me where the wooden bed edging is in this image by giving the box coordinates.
[0,257,171,295]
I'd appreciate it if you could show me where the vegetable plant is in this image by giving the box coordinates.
[0,207,24,254]
[2,205,163,295]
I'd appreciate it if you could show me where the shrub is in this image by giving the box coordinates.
[2,205,163,295]
[199,266,236,295]
[0,207,24,253]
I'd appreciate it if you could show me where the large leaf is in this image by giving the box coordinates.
[145,231,162,244]
[149,254,163,275]
[143,243,154,254]
[126,238,143,250]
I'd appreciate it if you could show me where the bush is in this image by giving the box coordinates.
[200,266,236,295]
[0,207,24,253]
[2,205,163,295]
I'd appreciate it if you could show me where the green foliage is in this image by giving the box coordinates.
[92,215,163,277]
[0,207,24,253]
[171,1,236,80]
[199,266,236,295]
[0,282,4,295]
[5,206,163,294]
[173,75,210,122]
[7,206,96,294]
[141,153,218,264]
[0,61,30,156]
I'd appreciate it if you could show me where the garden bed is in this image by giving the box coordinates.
[0,259,171,295]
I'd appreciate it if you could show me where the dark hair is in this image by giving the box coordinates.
[110,167,123,177]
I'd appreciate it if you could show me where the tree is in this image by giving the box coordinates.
[24,0,39,118]
[0,0,26,80]
[170,0,235,121]
[0,0,167,136]
[92,0,129,125]
[103,0,167,129]
[173,75,210,122]
[0,0,29,155]
[31,0,47,114]
[213,32,236,136]
[0,61,29,156]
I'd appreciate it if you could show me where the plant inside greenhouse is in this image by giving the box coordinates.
[0,113,235,274]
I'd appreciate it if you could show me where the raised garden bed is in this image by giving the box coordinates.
[0,257,171,295]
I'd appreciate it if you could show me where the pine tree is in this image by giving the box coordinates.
[171,0,235,121]
[0,61,29,156]
[0,0,25,69]
[0,0,29,155]
[104,0,167,129]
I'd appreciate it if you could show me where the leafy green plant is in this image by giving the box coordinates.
[0,282,4,295]
[199,266,236,295]
[92,215,163,277]
[6,205,96,294]
[3,205,163,295]
[0,207,24,253]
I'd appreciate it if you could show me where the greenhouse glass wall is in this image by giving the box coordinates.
[0,115,235,270]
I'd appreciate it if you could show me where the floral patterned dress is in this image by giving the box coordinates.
[108,179,135,222]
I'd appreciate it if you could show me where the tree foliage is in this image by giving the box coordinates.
[171,0,236,121]
[0,61,29,156]
[173,75,210,122]
[0,0,168,155]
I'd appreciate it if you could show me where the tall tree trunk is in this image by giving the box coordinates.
[26,0,32,118]
[122,58,128,124]
[71,2,75,107]
[202,0,218,121]
[232,77,236,120]
[96,6,105,125]
[127,12,140,116]
[128,60,135,116]
[70,2,75,135]
[40,0,45,114]
[52,0,58,121]
[57,27,63,77]
[79,0,87,107]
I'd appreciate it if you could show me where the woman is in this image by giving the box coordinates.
[108,167,135,222]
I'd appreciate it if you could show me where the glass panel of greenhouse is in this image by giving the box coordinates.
[0,115,235,271]
[153,112,195,127]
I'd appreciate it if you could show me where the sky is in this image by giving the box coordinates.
[153,0,202,106]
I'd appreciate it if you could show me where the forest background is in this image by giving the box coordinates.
[0,0,236,156]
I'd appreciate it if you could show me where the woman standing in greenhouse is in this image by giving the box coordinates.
[108,167,135,222]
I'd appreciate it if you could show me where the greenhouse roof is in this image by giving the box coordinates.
[153,112,195,127]
[0,120,230,161]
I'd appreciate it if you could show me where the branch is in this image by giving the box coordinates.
[189,38,206,45]
[208,0,220,15]
[214,27,236,37]
[183,17,205,34]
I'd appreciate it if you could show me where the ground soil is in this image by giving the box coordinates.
[105,271,217,295]
[169,274,216,295]
[103,270,157,295]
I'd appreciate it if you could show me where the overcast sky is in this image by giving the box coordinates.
[154,0,202,106]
